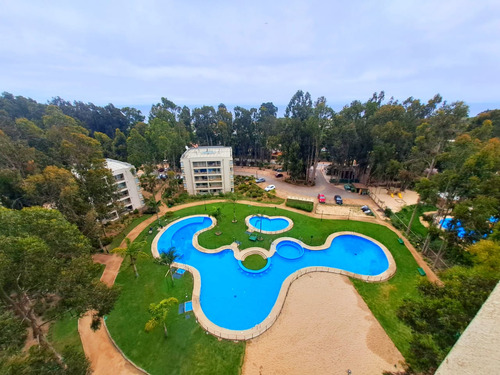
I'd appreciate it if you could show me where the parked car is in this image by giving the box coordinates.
[264,184,276,192]
[317,194,326,203]
[274,168,283,172]
[361,205,372,215]
[255,177,266,183]
[334,195,343,205]
[275,173,283,178]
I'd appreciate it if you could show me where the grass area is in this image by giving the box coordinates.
[106,214,245,375]
[48,314,83,356]
[285,198,314,212]
[107,202,424,372]
[392,204,437,239]
[107,214,152,250]
[242,254,268,270]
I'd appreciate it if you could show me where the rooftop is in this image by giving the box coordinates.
[105,158,134,172]
[436,281,500,374]
[181,146,232,159]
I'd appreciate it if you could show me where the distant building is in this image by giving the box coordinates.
[105,158,145,220]
[180,146,234,195]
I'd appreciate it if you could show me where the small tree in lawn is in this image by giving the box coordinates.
[144,297,179,338]
[155,247,180,285]
[112,238,149,277]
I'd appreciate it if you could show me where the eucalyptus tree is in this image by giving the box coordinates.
[0,207,119,368]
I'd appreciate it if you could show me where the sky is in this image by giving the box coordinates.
[1,0,500,117]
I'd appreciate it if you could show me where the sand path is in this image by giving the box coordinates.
[78,254,145,375]
[242,273,405,375]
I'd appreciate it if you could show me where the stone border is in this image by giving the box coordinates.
[244,214,294,235]
[151,216,396,341]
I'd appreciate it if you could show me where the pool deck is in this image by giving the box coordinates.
[244,214,294,235]
[151,215,397,340]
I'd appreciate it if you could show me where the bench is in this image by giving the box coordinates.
[398,238,404,245]
[417,267,426,276]
[249,235,258,242]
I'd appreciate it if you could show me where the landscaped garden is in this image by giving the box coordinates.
[105,202,423,374]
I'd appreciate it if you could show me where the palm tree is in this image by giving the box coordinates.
[112,238,149,277]
[144,297,179,338]
[155,247,180,284]
[147,197,162,227]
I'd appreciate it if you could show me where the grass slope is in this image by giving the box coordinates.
[107,202,422,372]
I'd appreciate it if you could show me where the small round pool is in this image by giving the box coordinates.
[248,215,292,233]
[276,240,304,259]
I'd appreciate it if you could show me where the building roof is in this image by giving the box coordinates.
[181,146,232,159]
[436,281,500,374]
[105,158,134,172]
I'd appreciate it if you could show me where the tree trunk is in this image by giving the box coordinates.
[163,322,168,338]
[406,198,420,236]
[132,262,139,278]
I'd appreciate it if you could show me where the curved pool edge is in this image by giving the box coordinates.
[174,261,396,341]
[244,214,294,235]
[153,216,397,341]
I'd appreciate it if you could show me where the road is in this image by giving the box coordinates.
[235,163,368,204]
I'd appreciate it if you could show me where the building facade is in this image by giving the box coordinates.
[180,147,234,195]
[105,158,145,220]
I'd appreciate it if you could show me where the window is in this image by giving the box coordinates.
[192,161,207,167]
[116,182,127,190]
[114,173,124,182]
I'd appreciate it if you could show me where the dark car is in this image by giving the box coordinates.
[275,173,283,178]
[334,195,343,205]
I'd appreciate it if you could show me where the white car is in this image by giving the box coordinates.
[264,184,275,192]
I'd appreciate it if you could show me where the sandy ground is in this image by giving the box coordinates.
[242,273,404,375]
[369,188,419,212]
[78,254,144,375]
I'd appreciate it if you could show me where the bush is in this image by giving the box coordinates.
[384,207,393,217]
[286,199,314,212]
[101,236,113,246]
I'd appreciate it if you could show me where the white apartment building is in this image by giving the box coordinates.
[105,158,145,220]
[180,146,234,195]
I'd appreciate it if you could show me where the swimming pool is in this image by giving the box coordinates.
[247,215,292,233]
[155,216,392,333]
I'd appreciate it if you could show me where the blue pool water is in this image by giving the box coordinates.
[157,216,389,331]
[440,217,498,239]
[248,216,290,232]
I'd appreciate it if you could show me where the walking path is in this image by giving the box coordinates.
[79,192,441,373]
[78,254,145,375]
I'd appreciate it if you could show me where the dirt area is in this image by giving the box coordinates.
[369,188,419,213]
[242,273,405,375]
[316,203,377,218]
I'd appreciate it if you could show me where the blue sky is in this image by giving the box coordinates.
[1,0,499,116]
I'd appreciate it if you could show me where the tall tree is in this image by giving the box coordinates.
[0,207,119,368]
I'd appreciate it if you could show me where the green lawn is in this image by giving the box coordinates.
[106,202,422,373]
[48,313,83,356]
[393,204,437,239]
[242,254,268,270]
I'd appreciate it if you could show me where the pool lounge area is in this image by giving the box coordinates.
[152,214,396,340]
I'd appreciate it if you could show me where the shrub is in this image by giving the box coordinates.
[286,199,314,212]
[384,207,393,217]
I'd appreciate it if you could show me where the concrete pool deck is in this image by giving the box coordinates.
[244,214,294,234]
[151,215,396,340]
